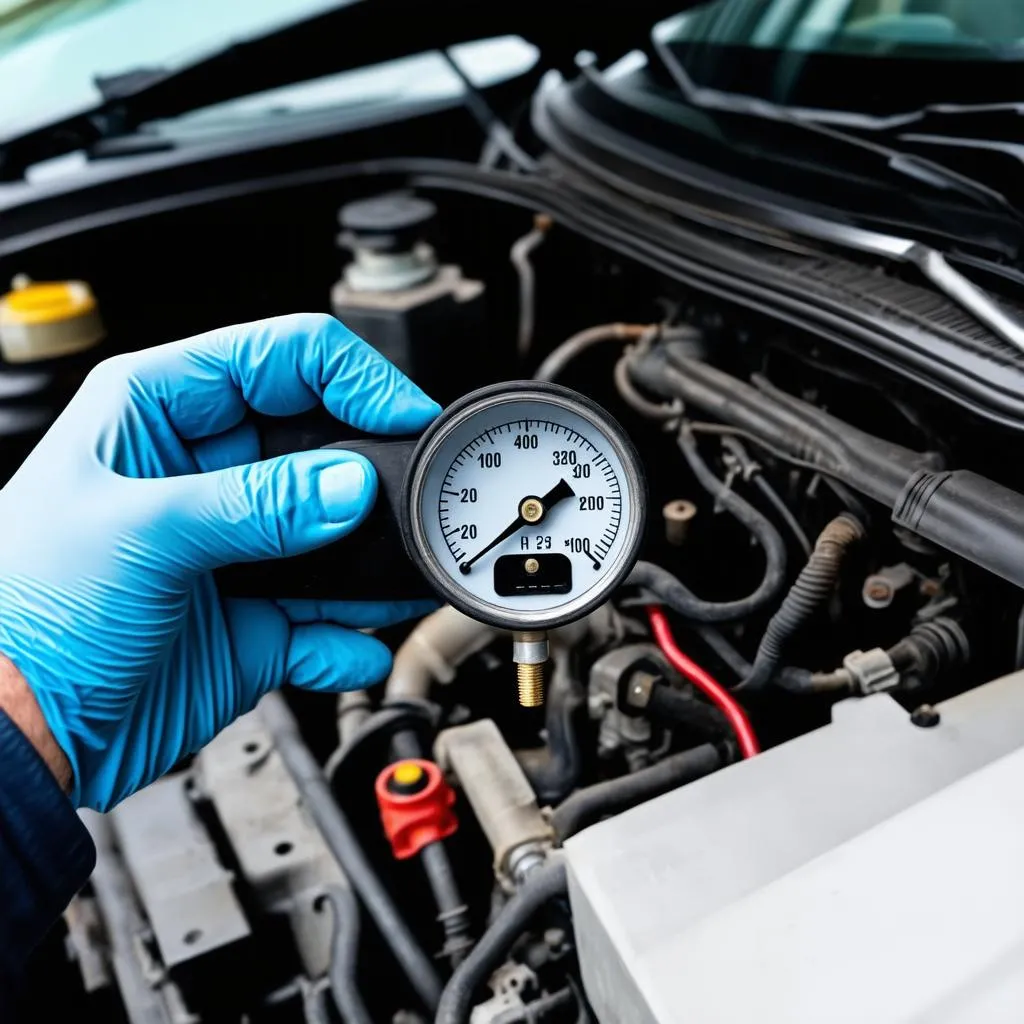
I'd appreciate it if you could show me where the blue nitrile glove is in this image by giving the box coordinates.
[0,314,440,812]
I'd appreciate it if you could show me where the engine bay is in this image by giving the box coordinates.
[9,163,1024,1023]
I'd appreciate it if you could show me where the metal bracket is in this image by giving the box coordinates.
[110,775,250,969]
[196,711,349,978]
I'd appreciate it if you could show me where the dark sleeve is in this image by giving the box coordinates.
[0,709,95,988]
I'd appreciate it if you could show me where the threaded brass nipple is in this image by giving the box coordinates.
[517,662,544,707]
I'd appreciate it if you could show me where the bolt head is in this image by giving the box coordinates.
[910,704,941,729]
[863,575,895,608]
[524,557,540,574]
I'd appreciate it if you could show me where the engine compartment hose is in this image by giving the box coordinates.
[696,624,753,679]
[510,214,551,358]
[740,515,865,692]
[434,860,569,1024]
[421,835,474,967]
[681,427,789,611]
[552,743,723,842]
[647,607,761,758]
[627,343,921,505]
[645,683,729,737]
[888,617,970,682]
[626,432,788,623]
[521,648,585,805]
[533,322,652,383]
[720,435,812,558]
[323,884,373,1024]
[258,693,443,1012]
[325,702,436,783]
[385,604,500,704]
[336,691,373,748]
[384,727,474,966]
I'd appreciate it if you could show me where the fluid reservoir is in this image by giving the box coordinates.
[331,193,487,404]
[0,278,104,364]
[0,277,106,481]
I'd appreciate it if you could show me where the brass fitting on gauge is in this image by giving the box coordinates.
[512,631,549,707]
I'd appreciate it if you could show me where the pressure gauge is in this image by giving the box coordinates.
[402,382,646,703]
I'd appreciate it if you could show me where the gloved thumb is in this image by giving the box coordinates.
[159,449,377,571]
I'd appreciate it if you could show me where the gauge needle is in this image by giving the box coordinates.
[459,478,575,575]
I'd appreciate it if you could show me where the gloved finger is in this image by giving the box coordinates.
[190,421,260,473]
[101,313,440,442]
[162,448,377,570]
[223,600,391,701]
[286,622,393,693]
[277,598,438,629]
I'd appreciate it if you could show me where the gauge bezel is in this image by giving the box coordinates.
[401,380,646,631]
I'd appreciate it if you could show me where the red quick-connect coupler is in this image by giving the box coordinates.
[374,758,458,860]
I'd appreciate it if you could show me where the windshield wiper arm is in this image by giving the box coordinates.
[783,111,1023,228]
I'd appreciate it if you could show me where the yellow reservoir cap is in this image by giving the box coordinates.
[2,281,96,325]
[392,762,425,786]
[0,279,104,363]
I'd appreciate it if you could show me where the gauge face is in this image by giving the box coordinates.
[404,382,646,631]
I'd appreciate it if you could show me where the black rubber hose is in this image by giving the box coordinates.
[696,625,753,679]
[720,435,812,558]
[522,652,584,805]
[626,433,788,623]
[435,861,569,1024]
[693,626,814,694]
[645,684,729,737]
[421,841,474,967]
[390,726,424,763]
[389,728,474,967]
[323,885,373,1024]
[887,618,969,682]
[552,744,723,842]
[259,693,443,1012]
[753,474,813,558]
[740,515,864,692]
[628,344,922,505]
[328,702,436,782]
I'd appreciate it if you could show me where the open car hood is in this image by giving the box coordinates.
[0,0,690,180]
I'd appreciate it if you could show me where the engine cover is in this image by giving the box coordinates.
[566,671,1024,1024]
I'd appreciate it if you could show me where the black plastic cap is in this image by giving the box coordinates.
[339,194,436,253]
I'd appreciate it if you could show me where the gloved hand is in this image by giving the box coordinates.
[0,314,440,812]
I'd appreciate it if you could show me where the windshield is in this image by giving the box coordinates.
[658,0,1024,59]
[653,0,1024,115]
[0,0,348,139]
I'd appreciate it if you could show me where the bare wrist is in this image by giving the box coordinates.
[0,654,72,794]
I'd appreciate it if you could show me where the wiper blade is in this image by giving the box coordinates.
[597,57,1024,355]
[795,116,1022,227]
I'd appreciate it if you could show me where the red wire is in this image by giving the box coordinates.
[646,606,761,759]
